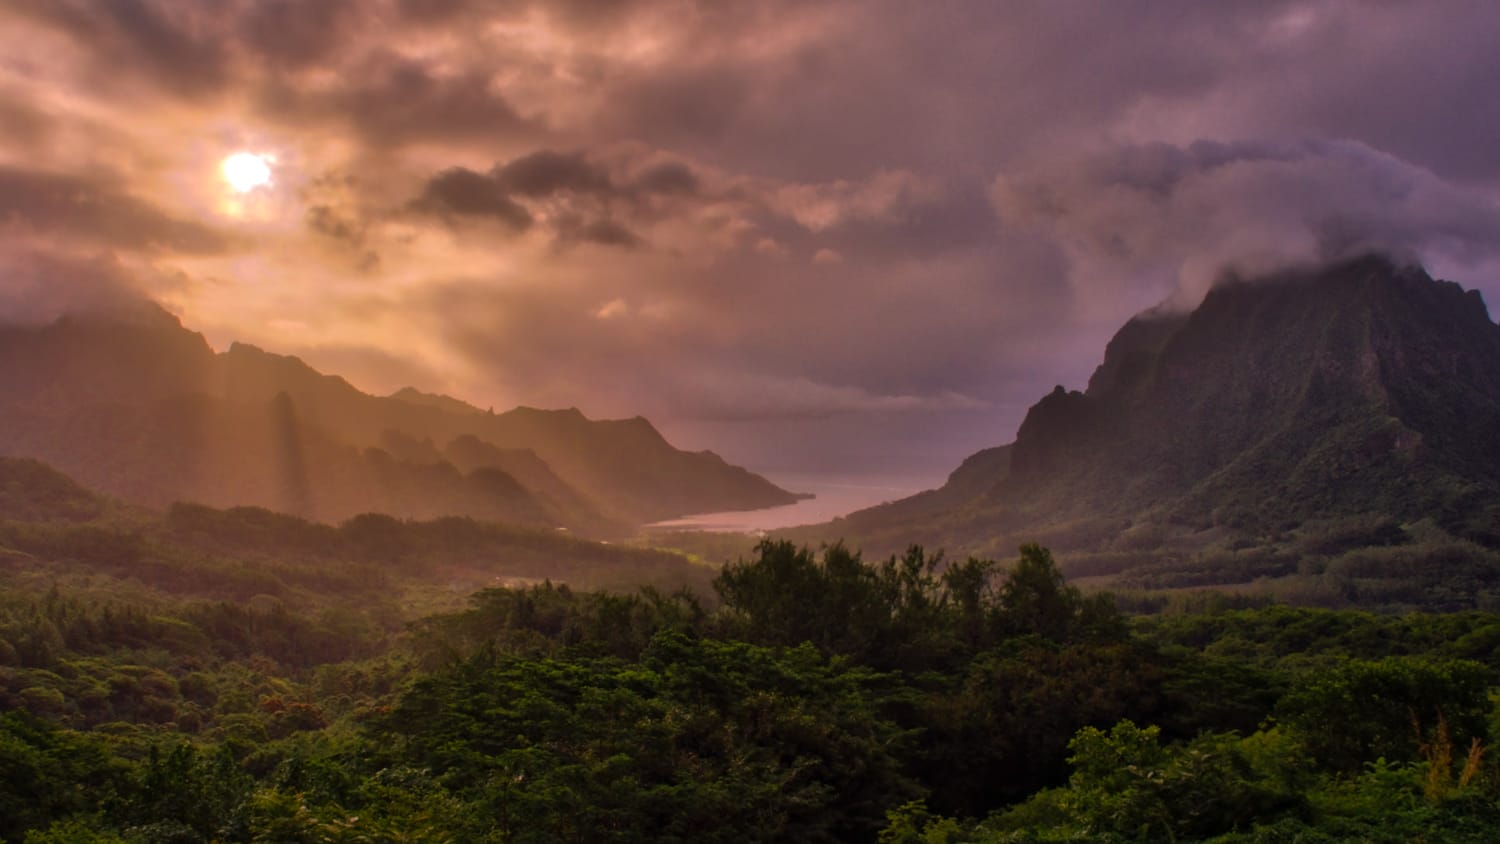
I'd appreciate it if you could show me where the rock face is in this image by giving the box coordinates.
[825,256,1500,560]
[0,303,801,532]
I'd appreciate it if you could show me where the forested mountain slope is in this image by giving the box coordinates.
[6,425,1500,841]
[811,256,1500,600]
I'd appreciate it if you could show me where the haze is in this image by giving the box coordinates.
[4,0,1500,481]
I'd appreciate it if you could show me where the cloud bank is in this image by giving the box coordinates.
[993,139,1500,309]
[2,0,1499,473]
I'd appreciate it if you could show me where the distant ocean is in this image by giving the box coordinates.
[646,470,946,533]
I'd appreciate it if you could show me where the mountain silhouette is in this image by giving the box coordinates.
[0,303,800,532]
[820,256,1500,589]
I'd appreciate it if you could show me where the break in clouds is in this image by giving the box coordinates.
[2,0,1499,472]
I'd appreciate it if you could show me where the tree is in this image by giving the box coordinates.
[998,544,1125,642]
[1278,656,1491,773]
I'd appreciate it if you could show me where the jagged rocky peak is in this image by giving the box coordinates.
[1085,309,1186,399]
[1009,385,1094,478]
[831,254,1500,560]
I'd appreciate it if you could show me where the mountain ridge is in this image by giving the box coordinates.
[0,301,801,531]
[807,255,1500,591]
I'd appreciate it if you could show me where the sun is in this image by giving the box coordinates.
[221,152,273,192]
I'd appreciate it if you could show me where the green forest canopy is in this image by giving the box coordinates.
[6,529,1500,842]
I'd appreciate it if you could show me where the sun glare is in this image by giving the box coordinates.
[221,152,272,192]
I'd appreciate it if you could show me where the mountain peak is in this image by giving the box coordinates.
[823,257,1500,572]
[43,298,204,343]
[0,301,801,529]
[1056,258,1500,525]
[389,386,485,416]
[219,341,362,400]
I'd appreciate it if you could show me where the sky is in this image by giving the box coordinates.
[3,0,1500,482]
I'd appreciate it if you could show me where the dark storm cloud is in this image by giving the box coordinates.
[242,0,366,70]
[257,51,536,146]
[327,57,532,145]
[581,0,1500,191]
[0,166,230,255]
[416,145,966,260]
[3,0,534,152]
[306,205,365,245]
[412,167,534,230]
[633,162,700,196]
[494,150,616,198]
[486,150,708,204]
[8,0,381,99]
[8,0,233,97]
[409,150,715,247]
[305,205,381,272]
[566,218,642,249]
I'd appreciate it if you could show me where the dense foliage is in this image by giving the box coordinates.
[6,523,1500,842]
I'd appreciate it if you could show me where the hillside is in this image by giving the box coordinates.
[0,303,800,532]
[6,455,1500,841]
[0,455,712,603]
[809,256,1500,602]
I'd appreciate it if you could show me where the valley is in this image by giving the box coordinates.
[7,257,1499,840]
[6,3,1500,836]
